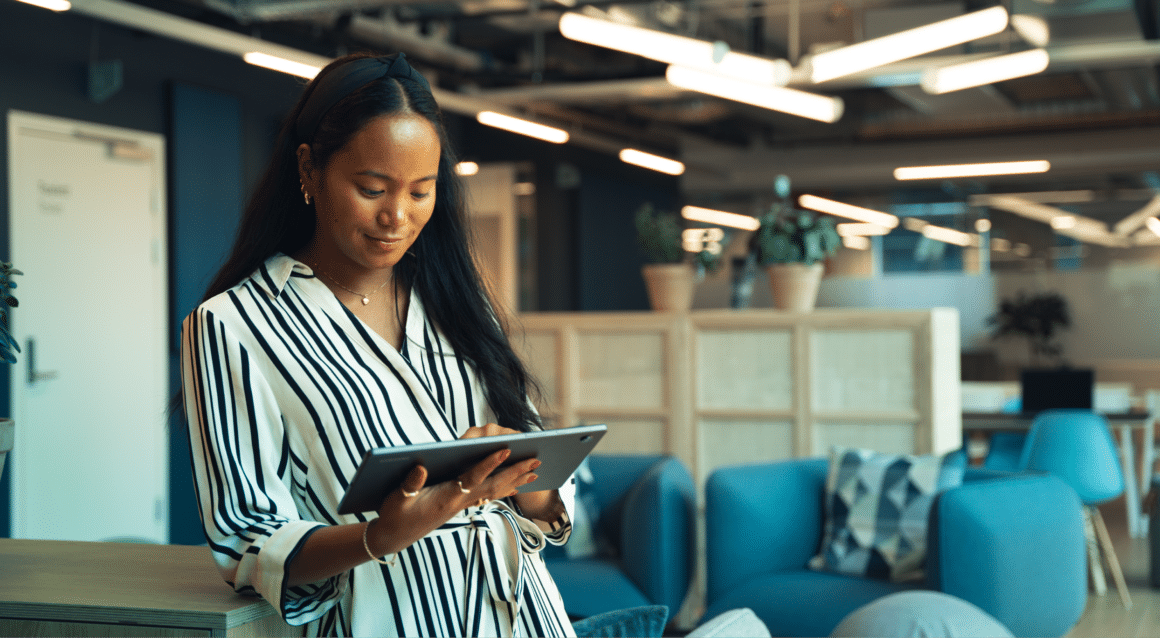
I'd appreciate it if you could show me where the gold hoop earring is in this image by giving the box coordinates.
[301,182,311,205]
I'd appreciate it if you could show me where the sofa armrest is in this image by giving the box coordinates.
[704,459,828,605]
[618,457,697,612]
[928,473,1087,637]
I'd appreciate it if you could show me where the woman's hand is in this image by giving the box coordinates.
[465,423,565,524]
[364,423,542,557]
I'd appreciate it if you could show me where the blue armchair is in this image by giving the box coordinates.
[544,454,696,622]
[703,458,1087,637]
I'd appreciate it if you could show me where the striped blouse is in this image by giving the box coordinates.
[180,254,577,637]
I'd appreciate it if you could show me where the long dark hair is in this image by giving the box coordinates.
[192,51,542,433]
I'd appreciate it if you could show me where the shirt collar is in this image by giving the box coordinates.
[253,253,314,299]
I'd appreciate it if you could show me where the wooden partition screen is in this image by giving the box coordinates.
[513,307,962,485]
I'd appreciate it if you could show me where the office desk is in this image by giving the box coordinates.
[963,411,1153,539]
[0,539,298,637]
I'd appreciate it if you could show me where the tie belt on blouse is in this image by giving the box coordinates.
[433,500,547,618]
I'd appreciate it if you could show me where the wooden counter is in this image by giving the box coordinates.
[0,539,298,637]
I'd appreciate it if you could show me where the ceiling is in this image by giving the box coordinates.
[115,0,1160,259]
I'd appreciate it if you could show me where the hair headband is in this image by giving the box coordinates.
[295,53,432,142]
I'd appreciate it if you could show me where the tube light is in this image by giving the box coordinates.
[807,6,1009,83]
[843,235,871,250]
[666,66,844,123]
[836,222,890,236]
[1113,195,1160,235]
[15,0,70,10]
[894,160,1050,180]
[1147,217,1160,238]
[1011,14,1050,47]
[620,149,685,175]
[455,161,480,176]
[477,111,569,144]
[559,12,791,86]
[681,206,761,231]
[243,52,320,78]
[798,194,899,228]
[921,49,1049,94]
[1051,216,1076,230]
[921,224,974,247]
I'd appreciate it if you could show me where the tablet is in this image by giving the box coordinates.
[337,424,607,514]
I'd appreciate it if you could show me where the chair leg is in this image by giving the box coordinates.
[1082,507,1107,596]
[1090,506,1133,610]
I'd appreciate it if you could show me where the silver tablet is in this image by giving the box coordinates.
[337,424,607,514]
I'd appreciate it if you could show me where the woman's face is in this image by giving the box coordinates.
[300,113,441,273]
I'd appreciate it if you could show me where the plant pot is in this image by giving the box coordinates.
[0,418,12,483]
[766,263,824,311]
[641,263,695,312]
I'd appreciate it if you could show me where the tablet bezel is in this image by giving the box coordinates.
[336,424,607,515]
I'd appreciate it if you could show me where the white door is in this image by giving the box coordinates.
[8,111,168,543]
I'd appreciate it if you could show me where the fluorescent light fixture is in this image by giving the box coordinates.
[975,218,992,233]
[842,235,871,250]
[15,0,70,10]
[1011,14,1050,47]
[798,194,899,228]
[921,224,974,247]
[902,217,929,232]
[243,51,320,78]
[620,149,685,175]
[1113,194,1160,235]
[894,160,1050,180]
[836,222,890,236]
[807,6,1009,83]
[477,111,569,144]
[1051,215,1076,230]
[455,161,480,176]
[666,66,844,123]
[1147,217,1160,238]
[559,12,791,85]
[921,49,1049,94]
[681,206,760,231]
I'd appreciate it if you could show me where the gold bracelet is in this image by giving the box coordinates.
[362,518,396,567]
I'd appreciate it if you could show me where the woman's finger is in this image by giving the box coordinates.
[461,448,512,487]
[399,464,427,499]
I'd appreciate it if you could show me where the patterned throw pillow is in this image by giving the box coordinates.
[809,447,966,582]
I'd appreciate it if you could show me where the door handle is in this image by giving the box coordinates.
[26,338,59,384]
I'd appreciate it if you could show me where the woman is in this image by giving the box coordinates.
[180,51,576,637]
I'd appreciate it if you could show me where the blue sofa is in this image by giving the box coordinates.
[703,458,1088,637]
[544,454,696,622]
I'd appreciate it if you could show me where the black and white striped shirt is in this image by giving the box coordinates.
[181,254,576,637]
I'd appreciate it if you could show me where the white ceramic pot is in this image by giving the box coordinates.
[0,418,13,483]
[641,263,695,312]
[766,262,824,311]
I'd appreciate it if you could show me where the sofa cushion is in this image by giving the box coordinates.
[571,605,669,637]
[701,569,920,638]
[544,557,653,619]
[810,447,966,582]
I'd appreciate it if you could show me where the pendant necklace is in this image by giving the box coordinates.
[312,264,391,305]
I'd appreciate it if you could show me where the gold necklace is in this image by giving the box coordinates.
[312,264,391,305]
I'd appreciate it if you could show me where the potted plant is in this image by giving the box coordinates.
[0,262,21,482]
[987,290,1070,368]
[634,203,718,311]
[753,176,841,311]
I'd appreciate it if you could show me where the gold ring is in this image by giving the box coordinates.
[401,488,419,498]
[457,480,471,494]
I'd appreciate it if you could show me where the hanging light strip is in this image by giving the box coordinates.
[808,6,1009,83]
[1147,217,1160,238]
[620,149,685,175]
[921,224,975,247]
[243,52,320,79]
[836,222,891,237]
[476,111,569,144]
[559,12,791,85]
[895,160,1050,180]
[681,206,761,231]
[666,66,844,123]
[14,0,70,10]
[798,194,899,227]
[922,49,1049,94]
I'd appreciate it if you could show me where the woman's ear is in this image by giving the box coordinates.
[296,143,315,189]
